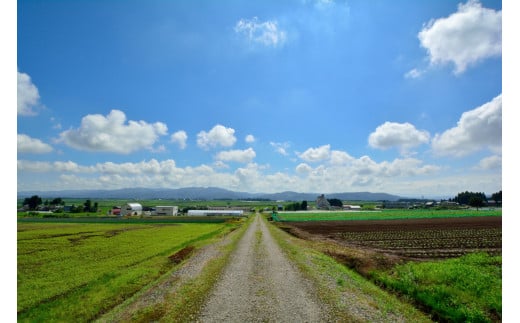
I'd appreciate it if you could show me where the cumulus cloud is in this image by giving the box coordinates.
[58,109,168,154]
[234,17,287,47]
[295,163,313,174]
[17,160,92,173]
[418,0,501,74]
[368,122,430,155]
[432,94,502,157]
[474,155,501,170]
[298,144,331,162]
[197,124,237,150]
[18,71,41,116]
[245,134,256,143]
[270,142,290,156]
[17,134,53,154]
[171,130,188,149]
[18,153,446,195]
[215,148,256,163]
[330,150,355,165]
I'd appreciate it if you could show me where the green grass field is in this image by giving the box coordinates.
[274,208,502,222]
[17,221,240,322]
[372,252,501,322]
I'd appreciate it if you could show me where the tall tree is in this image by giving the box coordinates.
[23,195,42,210]
[491,190,502,206]
[84,200,92,212]
[469,195,485,210]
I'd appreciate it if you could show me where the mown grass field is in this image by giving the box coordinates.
[17,221,241,322]
[275,208,502,222]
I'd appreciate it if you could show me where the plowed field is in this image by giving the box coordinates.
[280,216,501,260]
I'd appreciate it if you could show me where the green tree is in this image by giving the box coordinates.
[50,198,63,206]
[301,200,308,210]
[327,198,343,208]
[23,195,42,210]
[491,190,502,207]
[454,191,486,206]
[84,199,92,212]
[469,195,485,210]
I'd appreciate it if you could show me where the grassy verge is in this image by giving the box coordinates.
[262,214,432,322]
[371,252,501,322]
[100,214,255,322]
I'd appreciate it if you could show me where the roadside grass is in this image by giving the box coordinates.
[17,221,241,322]
[262,214,432,322]
[271,217,502,322]
[371,252,502,322]
[275,208,501,222]
[100,214,255,322]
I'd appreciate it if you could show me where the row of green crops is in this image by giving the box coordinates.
[17,215,241,224]
[371,252,502,322]
[274,208,502,222]
[17,221,240,322]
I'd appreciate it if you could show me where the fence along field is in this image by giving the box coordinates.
[17,221,239,322]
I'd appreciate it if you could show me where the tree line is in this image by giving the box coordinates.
[450,190,502,208]
[20,195,98,213]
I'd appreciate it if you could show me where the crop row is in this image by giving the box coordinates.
[338,228,501,258]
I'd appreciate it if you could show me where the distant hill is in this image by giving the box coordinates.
[17,187,403,201]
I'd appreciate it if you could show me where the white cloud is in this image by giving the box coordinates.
[298,144,331,162]
[418,0,501,74]
[474,155,501,170]
[17,71,41,116]
[245,134,256,143]
[197,124,237,150]
[234,17,287,47]
[58,110,168,154]
[330,150,354,165]
[17,134,53,154]
[432,94,502,157]
[171,130,188,149]
[368,122,430,154]
[270,142,290,156]
[215,148,256,163]
[404,68,423,79]
[295,163,313,174]
[17,155,467,197]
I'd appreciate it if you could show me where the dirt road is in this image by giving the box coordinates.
[197,214,330,322]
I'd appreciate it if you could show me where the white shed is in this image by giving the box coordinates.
[123,203,143,216]
[154,206,178,216]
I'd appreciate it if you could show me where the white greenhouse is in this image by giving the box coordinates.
[123,203,143,216]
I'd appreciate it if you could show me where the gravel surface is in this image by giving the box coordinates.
[196,214,331,323]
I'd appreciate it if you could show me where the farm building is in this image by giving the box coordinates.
[187,209,244,216]
[109,206,121,216]
[154,206,178,216]
[343,205,361,210]
[123,203,143,216]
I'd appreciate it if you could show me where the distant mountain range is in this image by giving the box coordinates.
[17,187,403,201]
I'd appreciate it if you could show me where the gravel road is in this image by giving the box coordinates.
[196,214,331,323]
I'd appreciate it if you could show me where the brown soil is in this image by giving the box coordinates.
[283,216,501,234]
[277,216,502,277]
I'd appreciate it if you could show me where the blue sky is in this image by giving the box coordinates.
[15,0,505,198]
